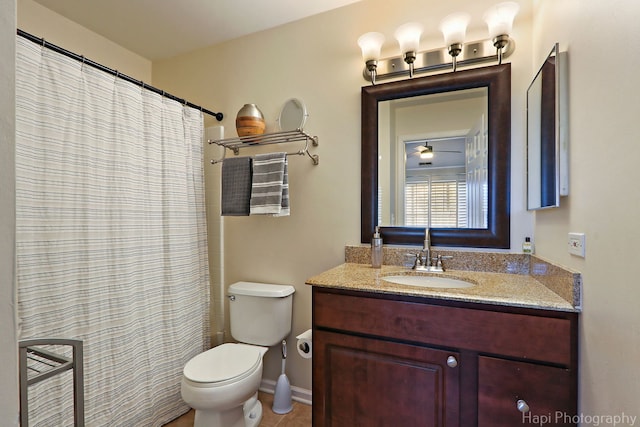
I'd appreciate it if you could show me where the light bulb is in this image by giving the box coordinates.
[357,32,386,84]
[439,12,471,47]
[394,22,423,56]
[420,151,434,160]
[483,2,520,40]
[357,32,385,62]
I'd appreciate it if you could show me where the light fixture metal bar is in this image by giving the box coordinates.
[362,38,514,82]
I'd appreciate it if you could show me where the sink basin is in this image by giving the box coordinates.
[382,275,475,289]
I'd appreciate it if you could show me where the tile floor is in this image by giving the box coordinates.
[163,391,311,427]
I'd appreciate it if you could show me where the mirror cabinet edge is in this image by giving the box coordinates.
[361,64,511,248]
[526,42,569,211]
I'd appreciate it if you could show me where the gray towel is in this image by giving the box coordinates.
[250,152,289,216]
[221,156,252,216]
[275,158,290,217]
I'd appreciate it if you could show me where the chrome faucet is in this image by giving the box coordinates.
[409,228,453,272]
[410,228,434,271]
[421,227,432,268]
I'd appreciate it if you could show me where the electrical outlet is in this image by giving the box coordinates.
[568,233,586,257]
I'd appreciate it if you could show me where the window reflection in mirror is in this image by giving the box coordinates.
[378,88,488,228]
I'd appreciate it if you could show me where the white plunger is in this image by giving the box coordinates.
[272,339,293,414]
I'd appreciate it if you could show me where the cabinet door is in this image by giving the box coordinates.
[313,329,460,427]
[478,356,576,427]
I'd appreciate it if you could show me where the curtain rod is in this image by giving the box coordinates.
[17,29,224,122]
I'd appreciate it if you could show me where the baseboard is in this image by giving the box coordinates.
[259,378,312,406]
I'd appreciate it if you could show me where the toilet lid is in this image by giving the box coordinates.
[183,344,262,384]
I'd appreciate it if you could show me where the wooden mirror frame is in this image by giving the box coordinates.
[361,64,511,248]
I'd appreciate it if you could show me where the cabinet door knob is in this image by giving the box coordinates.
[517,399,530,413]
[446,355,458,368]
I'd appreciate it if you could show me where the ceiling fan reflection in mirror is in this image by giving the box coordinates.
[411,137,463,160]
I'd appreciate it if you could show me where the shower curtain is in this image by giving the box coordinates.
[15,36,210,426]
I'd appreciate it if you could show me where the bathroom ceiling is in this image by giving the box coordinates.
[31,0,363,60]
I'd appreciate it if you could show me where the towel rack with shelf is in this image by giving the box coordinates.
[209,129,319,165]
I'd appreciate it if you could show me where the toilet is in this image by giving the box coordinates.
[181,281,295,427]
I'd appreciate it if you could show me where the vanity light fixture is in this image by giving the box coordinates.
[439,12,471,72]
[394,22,423,78]
[357,32,386,85]
[483,1,520,65]
[357,2,518,83]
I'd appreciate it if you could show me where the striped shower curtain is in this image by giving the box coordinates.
[15,36,210,426]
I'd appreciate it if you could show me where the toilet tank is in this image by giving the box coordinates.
[228,281,295,347]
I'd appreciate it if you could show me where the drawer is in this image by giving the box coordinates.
[313,289,573,365]
[478,356,576,426]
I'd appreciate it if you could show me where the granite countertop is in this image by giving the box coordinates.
[306,262,578,312]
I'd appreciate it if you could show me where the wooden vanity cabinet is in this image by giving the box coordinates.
[312,287,578,427]
[314,329,460,427]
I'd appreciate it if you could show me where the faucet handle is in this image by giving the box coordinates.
[414,253,424,267]
[406,252,423,269]
[434,254,454,269]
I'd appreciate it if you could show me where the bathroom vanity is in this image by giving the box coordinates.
[307,259,580,427]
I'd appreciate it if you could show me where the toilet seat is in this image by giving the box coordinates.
[183,343,263,387]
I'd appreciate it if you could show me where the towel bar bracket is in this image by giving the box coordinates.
[209,129,319,165]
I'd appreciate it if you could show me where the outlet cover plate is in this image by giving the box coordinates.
[568,232,586,257]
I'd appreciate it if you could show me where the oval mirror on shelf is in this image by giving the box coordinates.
[278,98,308,131]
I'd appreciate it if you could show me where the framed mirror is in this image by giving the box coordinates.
[361,64,511,248]
[527,43,568,210]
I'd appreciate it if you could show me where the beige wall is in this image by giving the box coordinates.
[152,0,534,391]
[532,0,640,417]
[1,0,18,423]
[18,0,151,82]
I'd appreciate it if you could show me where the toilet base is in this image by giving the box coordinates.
[243,393,262,427]
[193,393,262,427]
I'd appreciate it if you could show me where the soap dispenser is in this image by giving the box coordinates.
[371,226,383,268]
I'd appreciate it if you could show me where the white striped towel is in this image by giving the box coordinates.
[250,152,290,216]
